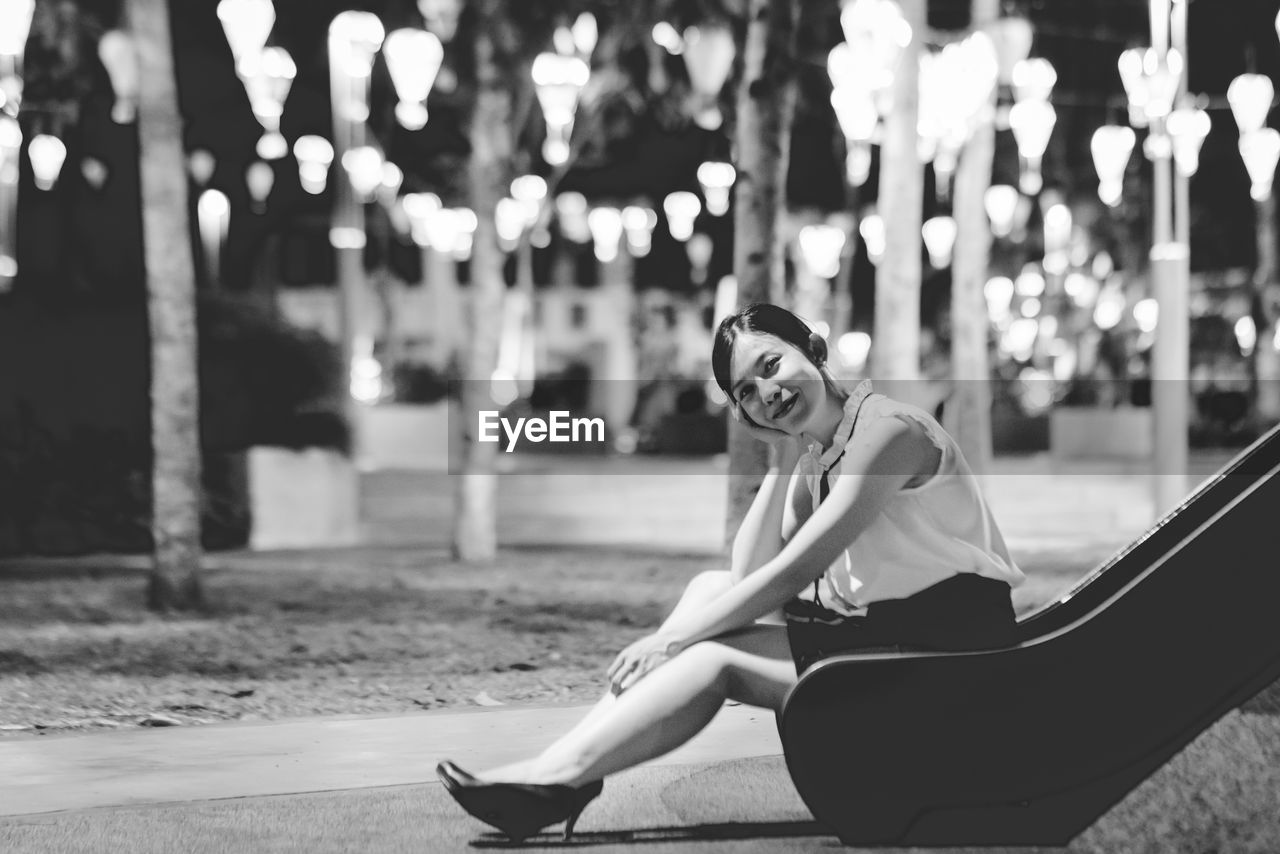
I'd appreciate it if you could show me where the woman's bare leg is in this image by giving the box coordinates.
[490,624,795,787]
[476,571,783,783]
[478,570,735,782]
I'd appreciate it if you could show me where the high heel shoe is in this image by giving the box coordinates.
[436,760,603,842]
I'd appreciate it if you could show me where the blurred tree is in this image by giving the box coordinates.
[948,0,1001,476]
[724,0,799,542]
[451,0,510,561]
[127,0,204,610]
[874,0,925,391]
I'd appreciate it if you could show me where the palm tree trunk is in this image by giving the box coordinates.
[128,0,203,609]
[453,0,512,562]
[725,0,799,544]
[874,0,925,393]
[948,0,999,475]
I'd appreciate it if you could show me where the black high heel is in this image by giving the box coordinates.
[436,760,604,842]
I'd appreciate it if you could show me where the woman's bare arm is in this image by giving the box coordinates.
[728,444,803,583]
[664,416,934,648]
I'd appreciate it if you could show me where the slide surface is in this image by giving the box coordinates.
[778,425,1280,846]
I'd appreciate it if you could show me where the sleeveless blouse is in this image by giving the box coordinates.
[793,381,1025,616]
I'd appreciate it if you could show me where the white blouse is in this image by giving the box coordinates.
[793,381,1025,615]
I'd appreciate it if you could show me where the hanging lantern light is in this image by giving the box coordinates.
[401,191,441,247]
[836,331,872,373]
[984,184,1020,237]
[552,24,576,57]
[419,204,460,254]
[341,145,384,202]
[686,233,714,285]
[216,0,276,77]
[187,148,217,187]
[797,224,846,279]
[858,212,886,265]
[240,45,295,160]
[495,197,527,251]
[1227,73,1275,136]
[587,206,624,263]
[27,134,66,191]
[510,174,548,212]
[97,30,140,124]
[293,135,333,195]
[985,14,1032,87]
[830,85,878,144]
[80,157,109,191]
[681,23,736,130]
[1090,124,1135,207]
[383,28,444,131]
[245,160,274,213]
[621,205,657,258]
[571,13,598,59]
[0,0,34,61]
[1167,106,1211,178]
[1008,98,1056,195]
[555,191,591,243]
[921,215,957,268]
[696,161,736,216]
[651,22,683,56]
[1143,49,1183,121]
[417,0,461,43]
[329,11,386,80]
[663,191,701,242]
[509,173,547,237]
[843,142,873,188]
[1117,47,1150,128]
[1240,128,1280,202]
[1011,57,1056,103]
[1119,47,1184,126]
[829,75,878,188]
[827,42,891,116]
[531,52,589,166]
[840,0,911,90]
[984,276,1015,321]
[0,116,19,286]
[197,188,231,285]
[449,207,478,261]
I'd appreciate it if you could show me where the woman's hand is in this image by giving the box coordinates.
[732,406,803,464]
[607,632,683,694]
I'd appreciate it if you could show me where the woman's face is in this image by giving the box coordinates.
[727,331,828,435]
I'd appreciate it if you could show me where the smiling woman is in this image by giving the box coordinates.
[436,302,1026,842]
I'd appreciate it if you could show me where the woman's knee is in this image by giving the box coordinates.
[672,641,732,691]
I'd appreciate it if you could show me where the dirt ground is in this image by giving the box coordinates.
[0,542,1115,737]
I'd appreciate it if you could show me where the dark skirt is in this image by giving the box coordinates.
[783,573,1018,675]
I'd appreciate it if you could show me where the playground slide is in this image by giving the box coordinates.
[778,424,1280,846]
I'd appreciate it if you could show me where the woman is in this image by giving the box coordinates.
[437,302,1024,842]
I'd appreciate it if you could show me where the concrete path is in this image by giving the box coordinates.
[0,702,780,817]
[2,700,1279,853]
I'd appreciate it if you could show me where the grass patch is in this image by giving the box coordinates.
[0,541,1118,735]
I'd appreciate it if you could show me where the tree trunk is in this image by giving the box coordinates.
[1253,196,1280,422]
[453,0,512,562]
[725,0,799,545]
[947,0,999,475]
[129,0,203,610]
[873,0,925,394]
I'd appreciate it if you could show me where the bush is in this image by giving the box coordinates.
[0,292,348,557]
[198,293,348,453]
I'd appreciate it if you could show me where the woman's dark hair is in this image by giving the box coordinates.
[712,303,821,401]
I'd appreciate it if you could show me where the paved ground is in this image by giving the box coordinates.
[4,448,1278,853]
